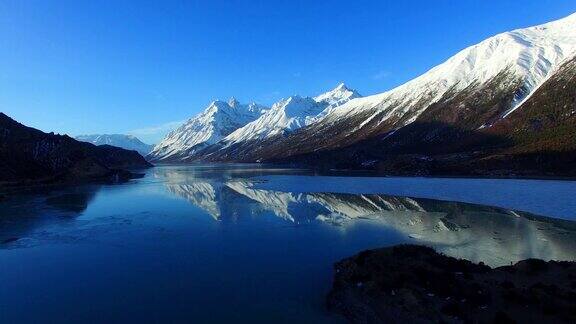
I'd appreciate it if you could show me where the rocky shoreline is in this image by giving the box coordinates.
[327,245,576,323]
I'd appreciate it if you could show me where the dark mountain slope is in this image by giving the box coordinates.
[0,113,152,186]
[490,56,576,152]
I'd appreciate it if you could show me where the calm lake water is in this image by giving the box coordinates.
[1,164,576,323]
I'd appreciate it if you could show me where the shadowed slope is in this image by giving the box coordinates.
[0,113,151,186]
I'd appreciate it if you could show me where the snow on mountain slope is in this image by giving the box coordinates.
[148,98,267,161]
[221,84,361,146]
[317,13,576,129]
[314,83,361,107]
[312,83,362,120]
[75,134,153,156]
[221,96,328,145]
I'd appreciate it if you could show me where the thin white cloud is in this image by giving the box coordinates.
[372,70,390,80]
[128,120,184,136]
[127,120,185,144]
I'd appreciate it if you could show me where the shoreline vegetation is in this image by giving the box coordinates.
[327,245,576,323]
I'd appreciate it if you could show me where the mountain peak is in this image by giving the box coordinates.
[271,95,319,110]
[206,100,231,112]
[228,97,240,108]
[314,83,362,107]
[334,82,349,91]
[222,95,327,145]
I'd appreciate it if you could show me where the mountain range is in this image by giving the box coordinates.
[75,134,153,156]
[147,13,576,177]
[148,84,360,161]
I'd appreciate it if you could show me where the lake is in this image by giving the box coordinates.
[1,164,576,323]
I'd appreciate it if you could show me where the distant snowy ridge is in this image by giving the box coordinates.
[75,134,153,156]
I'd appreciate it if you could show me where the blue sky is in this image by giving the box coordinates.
[1,1,575,144]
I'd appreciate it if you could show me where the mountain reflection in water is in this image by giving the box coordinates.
[153,167,576,267]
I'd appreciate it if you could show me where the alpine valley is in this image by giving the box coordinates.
[148,13,576,178]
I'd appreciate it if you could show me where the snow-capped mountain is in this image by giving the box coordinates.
[75,134,153,156]
[221,83,361,146]
[284,12,576,146]
[148,98,267,161]
[221,96,327,145]
[197,12,576,175]
[150,13,576,176]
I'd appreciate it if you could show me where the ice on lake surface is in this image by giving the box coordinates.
[1,165,575,323]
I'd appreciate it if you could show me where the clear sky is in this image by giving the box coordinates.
[1,0,575,144]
